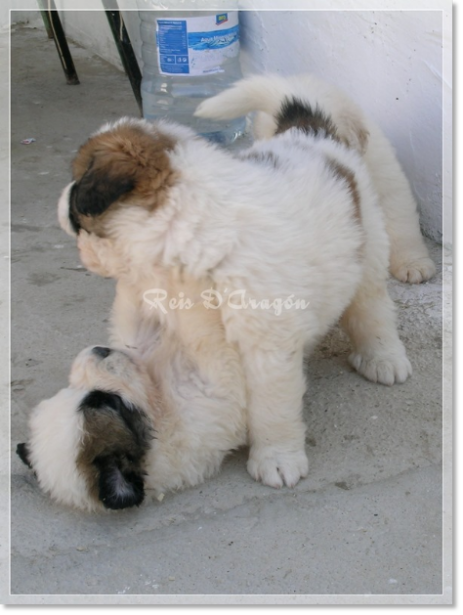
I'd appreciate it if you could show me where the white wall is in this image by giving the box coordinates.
[239,10,446,244]
[60,7,124,71]
[6,2,450,245]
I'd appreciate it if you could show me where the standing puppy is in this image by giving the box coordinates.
[57,77,411,490]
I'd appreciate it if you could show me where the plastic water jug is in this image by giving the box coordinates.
[138,8,246,144]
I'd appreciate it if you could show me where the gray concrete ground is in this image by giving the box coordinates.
[6,19,451,605]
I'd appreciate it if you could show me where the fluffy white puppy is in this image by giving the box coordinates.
[17,337,247,511]
[54,74,412,490]
[196,73,436,284]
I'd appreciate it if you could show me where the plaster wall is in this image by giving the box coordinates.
[6,2,450,244]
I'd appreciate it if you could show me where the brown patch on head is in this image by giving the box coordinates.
[69,121,178,236]
[327,159,362,223]
[76,390,153,510]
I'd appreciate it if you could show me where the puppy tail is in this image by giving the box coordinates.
[195,74,338,142]
[195,74,289,122]
[195,73,369,153]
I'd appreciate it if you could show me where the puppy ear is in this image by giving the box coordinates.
[71,169,135,218]
[78,391,153,510]
[16,443,32,469]
[94,455,145,510]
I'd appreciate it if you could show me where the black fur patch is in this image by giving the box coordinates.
[69,183,82,234]
[94,455,145,510]
[276,97,340,142]
[16,442,32,469]
[70,168,135,223]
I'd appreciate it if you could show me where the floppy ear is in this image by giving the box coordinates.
[16,442,32,469]
[78,390,153,510]
[94,455,145,510]
[71,169,135,218]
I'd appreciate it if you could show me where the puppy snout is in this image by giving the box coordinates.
[92,346,112,359]
[17,442,33,469]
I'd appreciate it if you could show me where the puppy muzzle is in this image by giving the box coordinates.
[57,181,77,237]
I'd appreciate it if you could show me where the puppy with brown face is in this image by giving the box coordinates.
[55,76,413,491]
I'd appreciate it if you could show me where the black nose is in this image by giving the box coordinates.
[92,346,112,359]
[17,443,32,469]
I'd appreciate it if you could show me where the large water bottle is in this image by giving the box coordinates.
[137,7,246,145]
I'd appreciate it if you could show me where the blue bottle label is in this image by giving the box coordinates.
[156,13,239,76]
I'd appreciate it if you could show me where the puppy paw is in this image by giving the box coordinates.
[390,257,436,284]
[247,447,309,488]
[348,350,412,386]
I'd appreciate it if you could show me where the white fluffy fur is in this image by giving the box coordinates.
[196,73,435,283]
[53,77,415,491]
[114,274,249,495]
[28,386,90,510]
[27,340,247,512]
[26,73,424,510]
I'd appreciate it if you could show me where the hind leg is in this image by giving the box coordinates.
[365,131,436,284]
[379,180,436,283]
[385,204,436,284]
[340,275,412,386]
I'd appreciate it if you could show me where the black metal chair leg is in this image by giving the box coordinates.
[39,7,80,85]
[38,8,54,39]
[104,10,143,115]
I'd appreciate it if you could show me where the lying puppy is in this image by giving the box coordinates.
[17,346,155,511]
[54,75,412,490]
[196,73,436,284]
[17,339,247,511]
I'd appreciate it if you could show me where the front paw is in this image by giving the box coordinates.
[247,446,309,488]
[348,349,412,386]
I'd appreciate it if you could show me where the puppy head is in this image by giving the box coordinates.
[17,346,156,512]
[57,117,181,238]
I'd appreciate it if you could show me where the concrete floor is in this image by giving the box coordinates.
[6,20,451,605]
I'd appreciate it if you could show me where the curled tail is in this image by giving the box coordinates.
[195,73,369,153]
[195,74,290,122]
